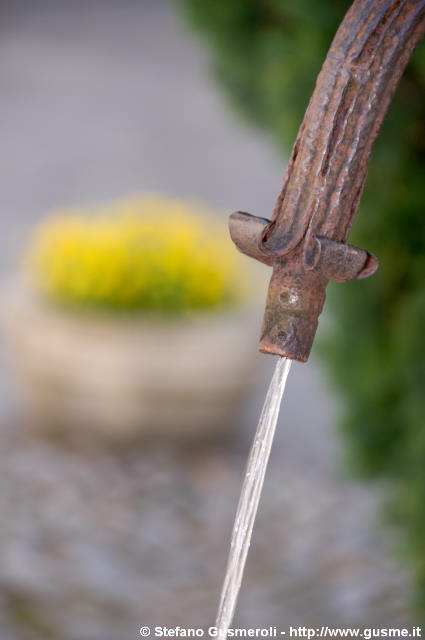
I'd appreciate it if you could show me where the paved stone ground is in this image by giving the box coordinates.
[0,420,414,640]
[0,2,415,638]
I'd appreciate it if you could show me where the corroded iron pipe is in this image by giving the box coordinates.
[230,0,425,362]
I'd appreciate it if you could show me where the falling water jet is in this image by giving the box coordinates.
[215,357,291,636]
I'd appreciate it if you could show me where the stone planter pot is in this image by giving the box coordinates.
[1,284,264,444]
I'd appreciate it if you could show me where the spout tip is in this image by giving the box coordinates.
[259,320,314,363]
[258,260,327,363]
[259,341,307,363]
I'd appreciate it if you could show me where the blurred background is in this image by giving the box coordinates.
[0,1,423,638]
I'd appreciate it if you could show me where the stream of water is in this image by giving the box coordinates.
[215,356,292,637]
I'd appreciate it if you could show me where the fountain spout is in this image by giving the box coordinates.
[230,0,425,362]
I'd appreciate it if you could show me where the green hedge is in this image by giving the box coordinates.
[180,0,425,612]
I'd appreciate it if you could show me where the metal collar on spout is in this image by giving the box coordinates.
[230,0,425,362]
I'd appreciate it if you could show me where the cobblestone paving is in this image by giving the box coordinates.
[0,363,413,639]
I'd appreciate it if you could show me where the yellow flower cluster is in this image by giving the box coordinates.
[27,195,245,313]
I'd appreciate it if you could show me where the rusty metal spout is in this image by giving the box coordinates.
[230,0,425,362]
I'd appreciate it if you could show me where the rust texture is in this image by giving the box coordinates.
[230,0,425,362]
